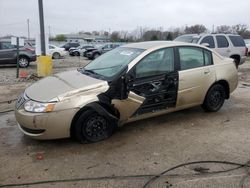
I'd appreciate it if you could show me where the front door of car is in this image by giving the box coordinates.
[0,42,16,63]
[127,47,178,116]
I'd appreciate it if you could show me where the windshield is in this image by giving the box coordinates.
[83,47,144,79]
[175,35,200,43]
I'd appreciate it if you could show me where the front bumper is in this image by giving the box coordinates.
[15,108,78,140]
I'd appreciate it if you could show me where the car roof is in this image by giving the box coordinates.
[123,41,202,50]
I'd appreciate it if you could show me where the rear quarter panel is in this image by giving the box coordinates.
[213,54,238,93]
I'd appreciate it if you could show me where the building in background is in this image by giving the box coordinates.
[64,33,110,43]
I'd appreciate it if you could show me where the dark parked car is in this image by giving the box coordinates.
[0,41,36,68]
[69,45,94,56]
[86,43,120,60]
[61,42,80,51]
[83,46,99,57]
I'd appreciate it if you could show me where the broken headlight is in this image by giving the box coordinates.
[24,100,55,113]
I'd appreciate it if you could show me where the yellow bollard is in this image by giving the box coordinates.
[37,55,52,77]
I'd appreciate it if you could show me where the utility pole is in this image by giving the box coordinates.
[37,0,52,78]
[48,25,51,39]
[16,37,20,78]
[38,0,46,55]
[27,19,30,40]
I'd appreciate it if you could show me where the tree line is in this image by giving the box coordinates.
[53,24,250,42]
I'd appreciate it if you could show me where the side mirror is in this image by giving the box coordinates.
[201,43,210,47]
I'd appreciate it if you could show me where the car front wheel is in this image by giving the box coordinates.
[202,84,226,112]
[74,110,116,143]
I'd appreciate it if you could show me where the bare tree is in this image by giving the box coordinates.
[216,25,232,33]
[184,24,207,34]
[232,24,248,35]
[92,31,100,36]
[110,31,120,42]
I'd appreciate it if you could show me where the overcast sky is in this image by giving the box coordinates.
[0,0,249,37]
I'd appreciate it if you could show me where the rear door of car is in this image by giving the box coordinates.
[127,47,178,116]
[0,42,16,63]
[215,35,230,57]
[176,46,216,107]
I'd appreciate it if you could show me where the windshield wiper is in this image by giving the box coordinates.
[90,65,122,71]
[84,69,97,74]
[80,68,107,80]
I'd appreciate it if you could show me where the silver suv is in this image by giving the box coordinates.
[175,33,248,67]
[0,41,36,68]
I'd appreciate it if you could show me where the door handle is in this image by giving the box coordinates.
[151,81,161,86]
[204,69,210,74]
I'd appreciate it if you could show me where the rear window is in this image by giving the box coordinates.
[229,35,245,47]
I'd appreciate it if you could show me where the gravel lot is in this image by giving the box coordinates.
[0,55,90,86]
[0,56,250,188]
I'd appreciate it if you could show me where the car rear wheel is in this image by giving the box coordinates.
[18,57,29,68]
[202,84,226,112]
[52,52,60,59]
[74,110,116,143]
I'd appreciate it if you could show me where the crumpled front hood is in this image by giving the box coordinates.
[25,70,107,102]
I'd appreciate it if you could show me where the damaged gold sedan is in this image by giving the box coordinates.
[15,41,238,142]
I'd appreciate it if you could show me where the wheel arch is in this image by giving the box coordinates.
[18,54,30,62]
[230,54,240,63]
[208,80,230,99]
[70,102,119,138]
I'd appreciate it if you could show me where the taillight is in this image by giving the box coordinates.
[25,47,35,52]
[245,47,248,56]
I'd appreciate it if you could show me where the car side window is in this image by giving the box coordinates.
[1,42,14,49]
[204,50,213,66]
[49,45,55,49]
[200,36,215,48]
[135,48,174,78]
[179,47,204,70]
[216,35,229,48]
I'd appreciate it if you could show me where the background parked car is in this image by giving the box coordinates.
[86,43,120,60]
[83,45,101,57]
[60,42,80,51]
[0,41,36,68]
[244,39,250,56]
[48,44,67,59]
[69,45,94,56]
[174,33,248,67]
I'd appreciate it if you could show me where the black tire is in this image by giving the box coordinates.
[202,84,226,112]
[93,53,100,59]
[234,59,240,69]
[74,51,80,56]
[18,56,29,68]
[52,52,60,59]
[74,110,116,143]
